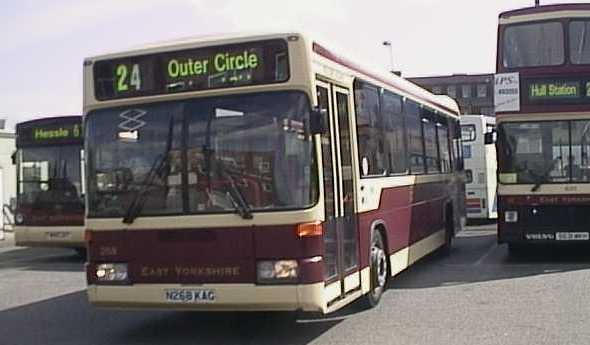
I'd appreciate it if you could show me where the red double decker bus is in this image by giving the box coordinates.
[496,4,590,252]
[84,33,465,313]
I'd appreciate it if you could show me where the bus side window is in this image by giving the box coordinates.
[405,100,425,175]
[437,120,451,173]
[353,80,387,176]
[381,90,407,174]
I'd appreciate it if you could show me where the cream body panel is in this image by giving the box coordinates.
[14,225,85,248]
[88,282,324,312]
[500,10,590,25]
[389,229,445,278]
[86,205,323,231]
[498,184,590,195]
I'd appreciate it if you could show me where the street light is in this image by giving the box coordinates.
[382,41,394,72]
[382,41,401,76]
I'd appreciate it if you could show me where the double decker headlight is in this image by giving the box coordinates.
[504,211,518,223]
[256,260,298,283]
[14,213,24,225]
[95,263,128,282]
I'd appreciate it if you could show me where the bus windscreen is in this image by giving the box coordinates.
[93,39,289,101]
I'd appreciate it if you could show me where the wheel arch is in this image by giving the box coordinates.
[368,219,390,276]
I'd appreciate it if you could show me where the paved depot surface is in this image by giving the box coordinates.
[0,224,589,345]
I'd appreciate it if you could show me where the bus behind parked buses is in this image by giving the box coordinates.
[495,4,590,253]
[461,114,497,220]
[14,116,85,254]
[84,32,465,313]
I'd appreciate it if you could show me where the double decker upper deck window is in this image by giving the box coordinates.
[503,22,564,68]
[570,21,590,65]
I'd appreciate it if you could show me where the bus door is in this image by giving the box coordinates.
[316,81,360,302]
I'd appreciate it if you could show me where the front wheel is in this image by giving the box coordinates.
[362,230,388,308]
[74,247,87,259]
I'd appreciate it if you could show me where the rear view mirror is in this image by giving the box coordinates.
[11,151,16,165]
[484,130,496,145]
[310,107,328,135]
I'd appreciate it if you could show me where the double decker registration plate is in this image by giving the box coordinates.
[556,232,589,241]
[164,289,216,303]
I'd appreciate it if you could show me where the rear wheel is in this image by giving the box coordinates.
[362,230,388,308]
[507,243,527,257]
[74,248,87,259]
[440,206,454,256]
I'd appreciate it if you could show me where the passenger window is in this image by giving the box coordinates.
[437,122,451,173]
[465,169,473,183]
[382,91,407,174]
[354,81,387,176]
[406,101,425,174]
[422,117,440,174]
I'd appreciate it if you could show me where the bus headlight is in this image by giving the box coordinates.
[14,213,24,225]
[257,260,298,283]
[95,263,128,282]
[505,211,518,223]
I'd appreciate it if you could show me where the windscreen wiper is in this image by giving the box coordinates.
[122,118,174,224]
[217,160,253,220]
[122,152,171,224]
[530,159,558,192]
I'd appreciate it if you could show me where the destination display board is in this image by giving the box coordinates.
[524,78,590,104]
[93,39,289,101]
[16,117,83,147]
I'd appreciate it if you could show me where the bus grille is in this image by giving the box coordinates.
[519,206,590,228]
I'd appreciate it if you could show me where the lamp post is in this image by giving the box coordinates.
[382,41,401,76]
[382,41,394,73]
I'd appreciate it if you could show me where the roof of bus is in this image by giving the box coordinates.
[87,32,460,117]
[311,42,460,116]
[86,32,299,60]
[16,115,82,130]
[500,3,590,19]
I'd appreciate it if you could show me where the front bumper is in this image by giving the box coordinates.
[87,282,325,312]
[14,226,85,248]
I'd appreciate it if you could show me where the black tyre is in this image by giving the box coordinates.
[74,247,87,259]
[439,207,454,256]
[507,243,526,257]
[362,230,388,308]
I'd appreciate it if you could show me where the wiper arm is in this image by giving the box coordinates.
[530,159,558,192]
[218,161,253,220]
[122,153,170,224]
[122,117,174,224]
[530,171,546,192]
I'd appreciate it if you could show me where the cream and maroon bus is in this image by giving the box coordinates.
[14,116,85,254]
[496,4,590,253]
[84,33,465,313]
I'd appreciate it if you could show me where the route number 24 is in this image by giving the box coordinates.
[116,64,141,92]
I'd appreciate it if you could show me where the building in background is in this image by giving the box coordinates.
[409,73,495,116]
[0,120,16,233]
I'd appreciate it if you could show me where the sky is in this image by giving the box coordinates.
[0,0,585,130]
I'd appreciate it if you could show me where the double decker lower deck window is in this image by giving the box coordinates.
[498,120,590,184]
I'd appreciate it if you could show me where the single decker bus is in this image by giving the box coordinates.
[495,4,590,253]
[84,33,466,313]
[14,116,85,254]
[461,114,497,220]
